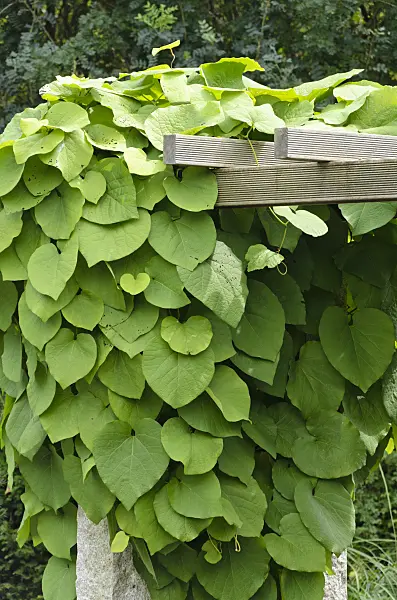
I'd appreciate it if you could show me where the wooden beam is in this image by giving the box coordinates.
[274,127,397,162]
[215,160,397,207]
[163,134,288,168]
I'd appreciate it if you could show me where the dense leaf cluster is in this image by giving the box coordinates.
[1,57,397,600]
[2,1,397,128]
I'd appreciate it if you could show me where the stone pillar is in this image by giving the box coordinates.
[76,507,150,600]
[76,508,348,600]
[324,553,348,600]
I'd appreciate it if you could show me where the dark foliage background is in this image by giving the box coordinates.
[1,0,397,127]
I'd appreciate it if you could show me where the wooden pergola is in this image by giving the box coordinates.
[164,127,397,207]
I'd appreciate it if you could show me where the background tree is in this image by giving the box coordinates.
[1,0,397,128]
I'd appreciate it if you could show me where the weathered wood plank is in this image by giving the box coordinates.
[215,160,397,207]
[163,134,288,167]
[274,127,397,162]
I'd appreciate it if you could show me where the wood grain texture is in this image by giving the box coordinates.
[215,161,397,207]
[163,134,287,167]
[275,127,397,162]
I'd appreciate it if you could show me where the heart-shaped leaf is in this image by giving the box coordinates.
[0,146,25,195]
[34,181,84,239]
[93,419,169,510]
[164,167,218,212]
[154,484,211,542]
[319,306,395,392]
[206,365,250,422]
[37,503,77,560]
[124,147,166,176]
[168,471,223,519]
[69,170,107,204]
[45,329,97,389]
[161,316,213,355]
[264,513,327,572]
[27,238,78,301]
[120,272,150,296]
[161,417,223,474]
[280,571,325,600]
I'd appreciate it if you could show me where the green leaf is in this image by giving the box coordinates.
[161,417,223,475]
[40,388,79,443]
[0,210,23,253]
[40,129,93,181]
[93,419,169,510]
[202,539,222,565]
[145,102,224,150]
[264,513,327,572]
[294,479,355,554]
[13,130,64,164]
[25,277,79,322]
[231,350,279,386]
[0,146,25,194]
[76,208,150,266]
[75,260,124,310]
[26,362,56,416]
[219,475,267,537]
[178,241,248,328]
[206,365,250,422]
[148,210,216,271]
[261,270,306,325]
[45,329,97,389]
[161,316,213,355]
[42,557,76,600]
[2,326,22,382]
[152,40,181,56]
[135,170,168,210]
[343,381,390,437]
[202,57,263,88]
[144,256,190,309]
[35,182,84,239]
[5,394,46,459]
[349,87,397,132]
[110,531,130,553]
[233,280,285,361]
[242,399,277,458]
[98,349,145,399]
[85,124,126,151]
[46,101,89,132]
[287,341,345,418]
[62,290,104,330]
[265,490,298,534]
[100,296,159,357]
[272,459,310,501]
[218,437,254,484]
[154,484,212,542]
[28,238,78,301]
[124,147,166,176]
[19,293,61,351]
[273,207,328,237]
[37,503,77,559]
[63,455,115,524]
[23,156,63,196]
[340,202,397,236]
[178,394,241,438]
[76,391,115,451]
[108,387,162,429]
[120,273,150,295]
[280,570,325,600]
[159,544,197,582]
[196,538,270,600]
[19,446,70,510]
[245,244,284,272]
[142,336,215,408]
[133,489,176,554]
[222,92,284,133]
[292,411,367,478]
[319,306,395,392]
[69,170,107,204]
[2,181,45,213]
[0,281,17,331]
[164,168,218,212]
[258,208,301,253]
[168,471,222,519]
[83,158,138,223]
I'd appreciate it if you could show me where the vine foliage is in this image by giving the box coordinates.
[0,56,397,600]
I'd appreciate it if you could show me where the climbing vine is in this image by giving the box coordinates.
[0,53,397,600]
